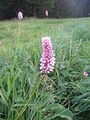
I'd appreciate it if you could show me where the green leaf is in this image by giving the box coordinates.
[44,103,73,120]
[7,76,12,98]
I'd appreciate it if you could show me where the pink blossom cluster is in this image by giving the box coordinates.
[40,37,55,73]
[18,11,23,21]
[45,10,48,17]
[84,71,88,77]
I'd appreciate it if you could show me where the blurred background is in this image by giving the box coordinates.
[0,0,90,19]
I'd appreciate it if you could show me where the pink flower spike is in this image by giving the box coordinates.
[40,37,55,74]
[45,10,48,17]
[18,11,23,21]
[84,71,88,77]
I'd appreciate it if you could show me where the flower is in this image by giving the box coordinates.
[58,27,61,31]
[0,41,1,47]
[18,11,23,21]
[60,63,66,70]
[45,10,48,17]
[40,37,55,73]
[84,71,88,77]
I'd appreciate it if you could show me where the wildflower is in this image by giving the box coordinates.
[58,27,61,31]
[40,37,55,73]
[0,41,1,47]
[45,10,48,17]
[84,71,88,77]
[60,63,66,70]
[18,11,23,21]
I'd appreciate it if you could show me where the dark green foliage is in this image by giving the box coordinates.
[0,0,90,19]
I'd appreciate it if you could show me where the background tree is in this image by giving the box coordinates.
[0,0,89,19]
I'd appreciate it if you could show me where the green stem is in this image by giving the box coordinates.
[12,24,21,104]
[13,24,20,70]
[15,73,45,120]
[63,87,76,105]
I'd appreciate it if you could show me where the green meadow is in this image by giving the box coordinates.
[0,18,90,120]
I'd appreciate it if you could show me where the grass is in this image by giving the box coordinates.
[0,18,90,120]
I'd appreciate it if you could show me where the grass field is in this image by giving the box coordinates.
[0,18,90,120]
